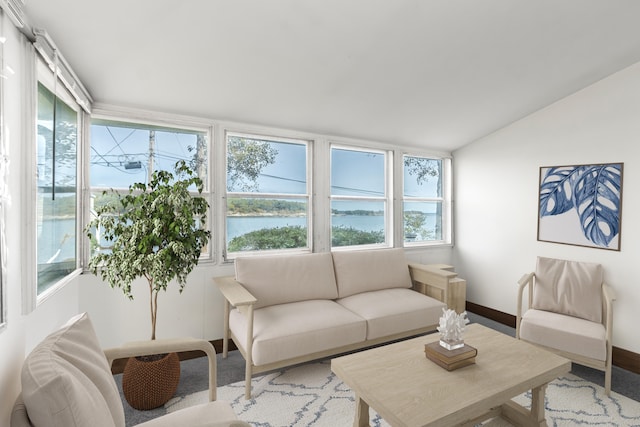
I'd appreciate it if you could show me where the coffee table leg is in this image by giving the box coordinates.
[530,384,547,425]
[501,383,549,427]
[354,394,370,427]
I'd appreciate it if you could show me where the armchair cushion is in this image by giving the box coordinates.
[333,248,412,298]
[532,256,603,323]
[519,309,606,361]
[235,252,338,309]
[20,312,125,427]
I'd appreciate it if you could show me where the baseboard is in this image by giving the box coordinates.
[466,301,640,375]
[110,339,238,375]
[466,301,516,329]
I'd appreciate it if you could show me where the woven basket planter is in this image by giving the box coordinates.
[122,352,181,410]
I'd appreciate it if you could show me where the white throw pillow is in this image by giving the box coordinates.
[20,312,125,427]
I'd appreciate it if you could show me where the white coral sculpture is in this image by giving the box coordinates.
[437,308,469,343]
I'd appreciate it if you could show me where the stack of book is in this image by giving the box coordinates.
[424,341,477,371]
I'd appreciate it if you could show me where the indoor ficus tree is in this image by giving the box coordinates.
[86,160,210,340]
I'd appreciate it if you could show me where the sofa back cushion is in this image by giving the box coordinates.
[333,248,412,298]
[20,312,125,427]
[235,252,338,309]
[532,256,603,323]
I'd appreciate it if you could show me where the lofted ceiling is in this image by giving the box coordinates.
[21,0,640,152]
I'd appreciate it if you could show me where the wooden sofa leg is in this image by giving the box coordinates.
[605,365,612,396]
[245,361,253,400]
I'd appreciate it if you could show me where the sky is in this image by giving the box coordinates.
[89,125,440,212]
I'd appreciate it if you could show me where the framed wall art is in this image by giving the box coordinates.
[537,162,623,251]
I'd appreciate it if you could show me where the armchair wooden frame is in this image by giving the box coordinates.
[515,272,616,395]
[104,337,219,402]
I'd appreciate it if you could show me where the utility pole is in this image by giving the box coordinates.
[148,130,155,183]
[196,134,206,182]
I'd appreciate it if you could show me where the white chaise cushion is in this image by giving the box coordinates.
[235,252,338,309]
[20,312,125,427]
[229,300,366,366]
[533,256,603,323]
[519,309,606,361]
[337,288,445,340]
[332,248,412,298]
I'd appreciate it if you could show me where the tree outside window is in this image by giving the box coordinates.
[403,155,444,243]
[225,133,309,256]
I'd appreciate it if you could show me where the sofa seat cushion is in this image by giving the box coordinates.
[333,248,413,298]
[229,300,366,366]
[235,252,338,309]
[336,288,446,340]
[520,309,606,361]
[20,312,125,427]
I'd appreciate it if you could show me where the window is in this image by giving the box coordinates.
[89,118,210,255]
[225,132,310,257]
[23,32,91,310]
[330,146,390,248]
[402,154,450,245]
[35,82,80,295]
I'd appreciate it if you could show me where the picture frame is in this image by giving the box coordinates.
[537,162,623,251]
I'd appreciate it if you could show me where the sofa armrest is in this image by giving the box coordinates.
[409,263,466,313]
[214,276,257,375]
[104,338,218,402]
[215,276,258,308]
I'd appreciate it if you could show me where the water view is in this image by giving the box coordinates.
[226,213,437,243]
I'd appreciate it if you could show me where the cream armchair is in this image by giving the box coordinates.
[516,256,616,395]
[11,312,249,427]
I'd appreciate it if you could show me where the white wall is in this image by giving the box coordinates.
[0,14,82,425]
[453,60,640,354]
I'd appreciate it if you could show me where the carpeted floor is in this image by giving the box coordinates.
[165,360,640,426]
[118,313,640,426]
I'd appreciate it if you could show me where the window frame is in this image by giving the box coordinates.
[80,111,453,265]
[87,112,214,264]
[399,152,452,247]
[0,18,5,330]
[329,143,393,251]
[23,57,85,312]
[224,130,313,260]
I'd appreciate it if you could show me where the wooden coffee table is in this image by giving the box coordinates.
[331,323,570,427]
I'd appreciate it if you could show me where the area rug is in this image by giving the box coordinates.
[165,361,640,426]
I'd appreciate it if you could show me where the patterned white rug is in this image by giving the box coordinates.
[165,361,640,426]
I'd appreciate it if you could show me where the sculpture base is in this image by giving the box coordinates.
[439,339,464,351]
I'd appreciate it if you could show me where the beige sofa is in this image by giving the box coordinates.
[215,248,464,399]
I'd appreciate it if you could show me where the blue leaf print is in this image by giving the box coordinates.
[539,166,586,216]
[573,164,621,247]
